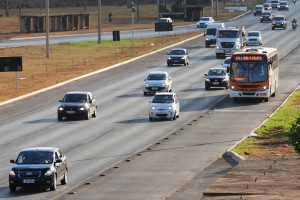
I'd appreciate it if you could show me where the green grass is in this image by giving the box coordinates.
[232,88,300,156]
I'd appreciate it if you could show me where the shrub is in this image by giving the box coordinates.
[288,115,300,154]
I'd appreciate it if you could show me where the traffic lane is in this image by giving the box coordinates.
[0,37,228,198]
[57,49,300,200]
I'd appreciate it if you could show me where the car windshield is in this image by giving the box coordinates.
[170,50,185,55]
[280,2,287,5]
[200,17,209,21]
[271,0,279,3]
[219,30,239,38]
[208,69,226,76]
[158,19,168,23]
[152,95,174,103]
[62,94,87,103]
[147,73,166,80]
[230,62,268,83]
[274,17,284,21]
[261,12,270,16]
[16,151,53,164]
[248,32,259,37]
[206,28,216,35]
[255,6,263,9]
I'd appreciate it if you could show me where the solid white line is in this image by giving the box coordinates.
[215,109,267,112]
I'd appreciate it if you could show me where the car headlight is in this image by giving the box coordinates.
[58,107,64,111]
[168,106,173,110]
[206,79,211,82]
[181,57,185,60]
[45,169,54,177]
[9,170,15,177]
[167,57,172,60]
[259,85,269,91]
[144,83,149,86]
[216,46,219,50]
[79,107,85,111]
[236,45,240,50]
[161,83,166,86]
[222,79,227,82]
[151,106,156,110]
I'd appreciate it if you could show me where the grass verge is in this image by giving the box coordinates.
[232,88,300,158]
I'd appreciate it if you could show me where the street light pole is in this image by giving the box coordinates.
[98,0,101,44]
[131,1,136,57]
[46,0,49,58]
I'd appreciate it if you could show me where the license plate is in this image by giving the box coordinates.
[67,111,75,114]
[152,87,158,90]
[23,179,35,184]
[174,60,179,63]
[213,82,219,85]
[225,50,231,53]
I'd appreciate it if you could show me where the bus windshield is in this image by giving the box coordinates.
[230,62,268,83]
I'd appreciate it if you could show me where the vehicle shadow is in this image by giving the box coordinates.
[0,186,50,198]
[117,93,144,98]
[23,118,58,124]
[116,118,172,124]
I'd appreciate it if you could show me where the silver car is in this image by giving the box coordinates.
[246,31,262,46]
[144,71,172,95]
[149,92,180,120]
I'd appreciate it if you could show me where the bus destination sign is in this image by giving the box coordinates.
[233,55,266,61]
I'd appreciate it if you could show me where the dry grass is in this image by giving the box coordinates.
[0,32,199,102]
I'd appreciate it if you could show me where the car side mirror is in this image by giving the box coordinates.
[89,100,93,103]
[55,159,63,164]
[221,63,223,66]
[149,101,152,103]
[204,33,206,36]
[204,74,207,76]
[144,79,146,81]
[59,100,62,102]
[10,159,15,163]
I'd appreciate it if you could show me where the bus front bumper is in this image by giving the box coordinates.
[230,89,269,98]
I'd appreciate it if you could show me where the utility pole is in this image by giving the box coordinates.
[84,0,87,12]
[131,1,136,56]
[6,0,9,17]
[211,0,213,18]
[98,0,101,44]
[46,0,49,58]
[19,0,22,16]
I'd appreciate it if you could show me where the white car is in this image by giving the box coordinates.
[246,31,262,46]
[221,57,231,73]
[144,71,172,95]
[149,92,180,120]
[197,17,214,28]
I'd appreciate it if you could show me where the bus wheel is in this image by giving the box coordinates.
[233,97,238,102]
[264,98,269,102]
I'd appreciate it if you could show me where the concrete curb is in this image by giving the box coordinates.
[225,84,300,164]
[0,33,203,108]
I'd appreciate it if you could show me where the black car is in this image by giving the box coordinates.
[272,16,287,30]
[260,11,274,23]
[9,147,68,192]
[205,68,229,90]
[278,1,289,11]
[167,48,190,66]
[57,91,97,120]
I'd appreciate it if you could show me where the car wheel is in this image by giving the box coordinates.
[9,183,16,192]
[225,86,228,90]
[184,62,187,66]
[272,27,275,30]
[176,113,179,118]
[92,110,96,118]
[149,115,153,121]
[61,170,68,185]
[85,112,89,120]
[57,115,62,121]
[205,86,209,90]
[144,92,147,96]
[167,63,170,67]
[50,175,57,191]
[173,112,176,120]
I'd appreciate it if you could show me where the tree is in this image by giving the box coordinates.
[288,115,300,154]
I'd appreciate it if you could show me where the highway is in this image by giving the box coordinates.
[0,5,300,200]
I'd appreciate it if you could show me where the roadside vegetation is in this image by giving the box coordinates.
[232,88,300,158]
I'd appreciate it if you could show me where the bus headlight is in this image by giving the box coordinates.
[259,85,269,91]
[230,85,238,91]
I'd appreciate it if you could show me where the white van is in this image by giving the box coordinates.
[205,23,225,47]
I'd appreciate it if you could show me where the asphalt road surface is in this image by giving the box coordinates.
[0,5,300,200]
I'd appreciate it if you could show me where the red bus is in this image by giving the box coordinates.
[229,47,279,102]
